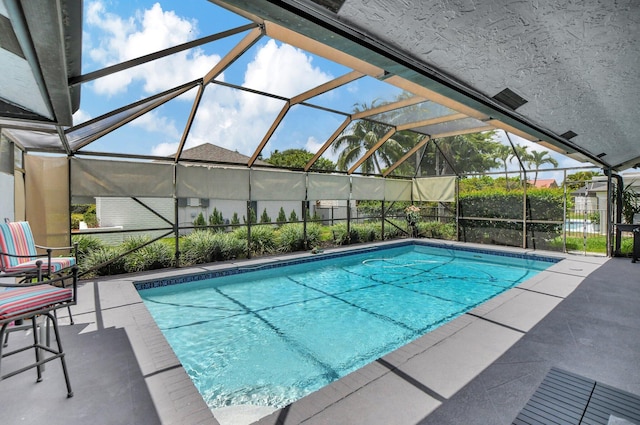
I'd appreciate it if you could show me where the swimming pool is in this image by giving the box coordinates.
[136,242,558,412]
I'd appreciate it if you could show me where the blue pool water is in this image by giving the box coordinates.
[138,243,557,410]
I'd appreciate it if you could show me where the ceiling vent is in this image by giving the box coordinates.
[560,130,578,140]
[308,0,347,13]
[492,88,528,110]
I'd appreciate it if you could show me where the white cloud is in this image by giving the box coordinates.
[304,136,322,153]
[151,142,179,157]
[130,110,181,140]
[184,86,284,156]
[244,40,333,98]
[72,109,92,126]
[305,136,338,162]
[182,40,334,156]
[84,3,334,158]
[85,1,220,97]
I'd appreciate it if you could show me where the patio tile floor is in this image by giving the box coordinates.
[1,241,637,425]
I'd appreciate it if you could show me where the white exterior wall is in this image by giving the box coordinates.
[255,200,301,222]
[180,200,303,225]
[314,200,353,224]
[96,198,309,234]
[180,200,246,228]
[96,197,174,242]
[574,196,598,213]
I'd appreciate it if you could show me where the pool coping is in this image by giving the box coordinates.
[70,239,609,425]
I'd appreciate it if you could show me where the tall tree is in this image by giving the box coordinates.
[528,149,559,184]
[563,171,601,190]
[494,144,514,190]
[265,149,336,170]
[510,144,530,183]
[332,102,414,174]
[423,132,499,176]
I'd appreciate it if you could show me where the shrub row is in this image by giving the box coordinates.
[72,220,457,277]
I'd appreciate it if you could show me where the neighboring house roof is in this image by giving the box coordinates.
[528,179,558,188]
[177,143,270,166]
[572,181,607,196]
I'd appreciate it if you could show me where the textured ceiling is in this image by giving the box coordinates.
[217,0,640,171]
[337,0,640,170]
[1,0,638,172]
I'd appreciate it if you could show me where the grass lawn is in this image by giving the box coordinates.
[561,235,635,255]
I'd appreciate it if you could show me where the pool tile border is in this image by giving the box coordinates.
[133,240,561,291]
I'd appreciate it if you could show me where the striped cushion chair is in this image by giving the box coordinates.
[0,267,78,397]
[0,221,77,277]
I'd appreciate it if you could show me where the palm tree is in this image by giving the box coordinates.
[508,143,536,188]
[332,102,415,174]
[528,150,559,185]
[418,133,500,176]
[494,144,513,190]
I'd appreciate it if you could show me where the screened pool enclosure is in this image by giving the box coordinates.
[1,0,637,276]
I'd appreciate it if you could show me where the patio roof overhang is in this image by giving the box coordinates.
[0,0,81,126]
[0,0,638,173]
[212,0,640,171]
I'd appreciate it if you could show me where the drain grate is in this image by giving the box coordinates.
[513,368,640,425]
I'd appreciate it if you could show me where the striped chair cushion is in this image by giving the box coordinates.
[0,221,38,270]
[4,257,76,274]
[0,222,75,273]
[0,285,73,320]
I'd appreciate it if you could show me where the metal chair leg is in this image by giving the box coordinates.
[46,312,73,397]
[0,322,7,375]
[32,318,43,382]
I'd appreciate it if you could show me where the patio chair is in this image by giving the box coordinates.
[0,266,78,398]
[0,221,77,323]
[0,221,77,278]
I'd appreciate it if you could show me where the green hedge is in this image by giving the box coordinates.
[459,188,564,248]
[416,221,456,240]
[460,188,564,220]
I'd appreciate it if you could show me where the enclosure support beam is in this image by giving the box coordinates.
[249,101,291,167]
[505,131,528,248]
[304,117,352,171]
[70,82,197,151]
[383,136,429,177]
[381,200,385,240]
[429,125,495,140]
[69,23,259,87]
[203,26,264,85]
[175,83,205,163]
[174,165,180,268]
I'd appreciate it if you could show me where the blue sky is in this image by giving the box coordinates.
[75,1,594,180]
[75,0,389,161]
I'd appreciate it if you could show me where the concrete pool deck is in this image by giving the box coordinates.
[2,240,638,425]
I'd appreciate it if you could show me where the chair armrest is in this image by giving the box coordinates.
[0,265,76,288]
[35,242,78,258]
[0,250,48,260]
[35,244,75,251]
[0,260,43,283]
